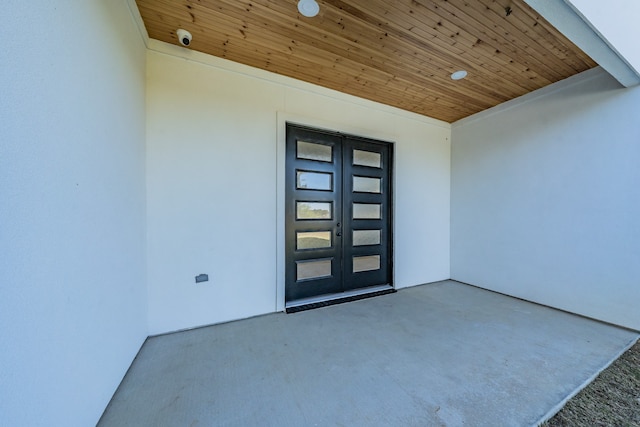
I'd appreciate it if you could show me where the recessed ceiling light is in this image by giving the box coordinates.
[298,0,320,17]
[451,70,468,80]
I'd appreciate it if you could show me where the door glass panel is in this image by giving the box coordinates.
[297,259,332,280]
[297,171,332,191]
[297,141,332,162]
[353,149,381,168]
[353,176,381,193]
[297,202,332,220]
[353,230,381,246]
[297,231,332,250]
[353,203,381,219]
[353,255,380,273]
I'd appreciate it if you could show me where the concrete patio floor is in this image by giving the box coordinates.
[99,280,639,426]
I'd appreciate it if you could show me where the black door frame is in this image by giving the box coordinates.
[284,122,394,305]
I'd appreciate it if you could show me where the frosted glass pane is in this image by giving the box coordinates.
[353,230,381,246]
[353,255,380,273]
[297,141,332,162]
[297,202,332,220]
[353,176,381,193]
[297,171,332,190]
[353,203,381,219]
[353,149,381,168]
[297,231,332,250]
[297,259,332,280]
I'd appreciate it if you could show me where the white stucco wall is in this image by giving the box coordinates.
[0,1,148,426]
[451,68,640,330]
[146,45,451,335]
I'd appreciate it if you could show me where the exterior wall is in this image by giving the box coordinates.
[451,68,640,330]
[146,45,451,334]
[0,1,148,426]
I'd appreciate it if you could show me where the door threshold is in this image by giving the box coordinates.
[285,285,396,313]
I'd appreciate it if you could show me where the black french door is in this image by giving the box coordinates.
[285,124,393,303]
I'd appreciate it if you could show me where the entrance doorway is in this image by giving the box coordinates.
[285,124,393,304]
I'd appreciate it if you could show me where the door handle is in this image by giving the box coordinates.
[336,231,342,237]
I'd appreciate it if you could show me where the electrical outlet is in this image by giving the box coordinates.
[195,274,208,283]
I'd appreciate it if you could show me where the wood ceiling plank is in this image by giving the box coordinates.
[471,0,593,73]
[310,3,519,105]
[205,0,534,107]
[136,0,598,122]
[184,0,507,108]
[326,0,544,99]
[397,6,558,86]
[255,0,503,97]
[359,0,547,86]
[502,0,597,68]
[423,0,576,81]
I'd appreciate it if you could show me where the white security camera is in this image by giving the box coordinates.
[176,29,192,47]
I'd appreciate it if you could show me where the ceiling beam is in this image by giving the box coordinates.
[524,0,640,87]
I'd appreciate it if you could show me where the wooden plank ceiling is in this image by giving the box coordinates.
[136,0,597,123]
